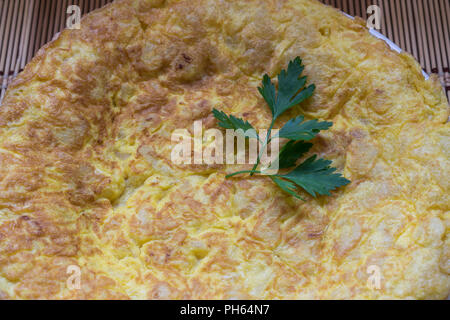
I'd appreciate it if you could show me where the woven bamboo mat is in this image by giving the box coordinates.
[0,0,449,103]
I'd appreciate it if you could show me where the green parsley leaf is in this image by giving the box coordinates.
[212,108,259,139]
[277,155,350,197]
[277,140,313,169]
[258,57,315,120]
[271,177,305,200]
[258,75,276,116]
[277,115,332,141]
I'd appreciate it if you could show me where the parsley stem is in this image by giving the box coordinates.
[250,120,275,176]
[226,170,262,178]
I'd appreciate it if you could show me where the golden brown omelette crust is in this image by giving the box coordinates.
[0,0,449,299]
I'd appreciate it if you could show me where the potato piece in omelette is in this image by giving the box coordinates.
[0,0,448,299]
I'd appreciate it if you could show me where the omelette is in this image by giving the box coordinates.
[0,0,449,300]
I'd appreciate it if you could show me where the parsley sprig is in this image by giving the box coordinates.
[212,57,350,200]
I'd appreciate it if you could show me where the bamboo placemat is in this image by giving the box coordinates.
[0,0,449,103]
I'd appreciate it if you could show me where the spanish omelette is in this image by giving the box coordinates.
[0,0,448,299]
